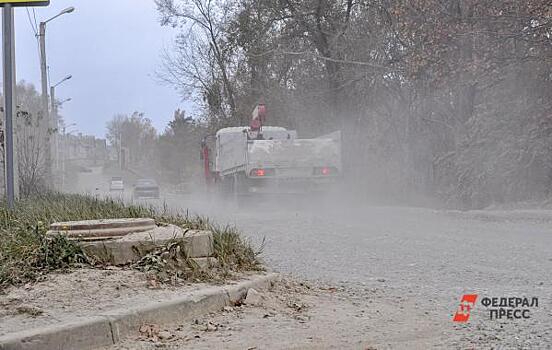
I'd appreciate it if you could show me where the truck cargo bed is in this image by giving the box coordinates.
[247,138,340,174]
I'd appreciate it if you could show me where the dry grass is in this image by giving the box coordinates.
[0,193,262,290]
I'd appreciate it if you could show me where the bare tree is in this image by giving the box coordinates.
[106,112,157,168]
[156,0,239,122]
[156,0,552,208]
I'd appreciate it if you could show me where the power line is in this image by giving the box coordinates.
[32,8,39,32]
[31,8,46,91]
[25,8,38,36]
[26,8,46,98]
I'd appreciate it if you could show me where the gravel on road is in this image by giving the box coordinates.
[74,168,552,348]
[159,194,552,349]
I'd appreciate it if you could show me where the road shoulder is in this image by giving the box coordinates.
[0,268,277,350]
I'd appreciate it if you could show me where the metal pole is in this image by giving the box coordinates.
[3,4,15,208]
[118,131,122,169]
[39,21,51,188]
[50,85,59,174]
[50,86,55,123]
[61,126,65,191]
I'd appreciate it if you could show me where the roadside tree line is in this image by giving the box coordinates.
[1,82,56,196]
[154,0,552,208]
[106,109,206,186]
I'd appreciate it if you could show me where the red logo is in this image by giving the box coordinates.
[453,294,478,322]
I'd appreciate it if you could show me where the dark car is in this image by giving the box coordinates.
[133,179,160,199]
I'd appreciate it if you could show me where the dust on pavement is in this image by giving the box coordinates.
[158,194,552,349]
[104,278,441,350]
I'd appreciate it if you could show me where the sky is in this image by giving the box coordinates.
[9,0,193,138]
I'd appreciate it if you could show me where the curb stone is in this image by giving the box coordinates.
[106,286,229,344]
[224,273,278,304]
[0,273,278,350]
[0,317,112,350]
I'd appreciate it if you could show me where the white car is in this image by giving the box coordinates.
[132,179,160,199]
[109,177,124,192]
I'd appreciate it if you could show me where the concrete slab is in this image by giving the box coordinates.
[78,226,215,265]
[48,218,156,240]
[48,218,216,267]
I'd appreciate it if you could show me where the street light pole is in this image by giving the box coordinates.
[50,74,71,174]
[61,125,66,191]
[61,124,76,191]
[119,132,122,169]
[54,97,71,174]
[50,75,72,119]
[38,21,52,187]
[39,20,48,131]
[58,97,71,105]
[38,6,75,188]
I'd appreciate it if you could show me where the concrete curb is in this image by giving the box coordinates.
[0,273,279,350]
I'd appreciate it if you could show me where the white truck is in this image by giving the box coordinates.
[207,107,341,198]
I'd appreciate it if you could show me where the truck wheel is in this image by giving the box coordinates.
[231,173,241,207]
[217,175,233,201]
[233,173,251,209]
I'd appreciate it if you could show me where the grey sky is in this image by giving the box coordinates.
[12,0,192,139]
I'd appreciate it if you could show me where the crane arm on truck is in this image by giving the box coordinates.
[200,135,217,186]
[250,104,266,131]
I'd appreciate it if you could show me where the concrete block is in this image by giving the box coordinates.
[79,227,214,265]
[224,273,278,304]
[105,287,229,342]
[0,316,113,350]
[182,231,214,258]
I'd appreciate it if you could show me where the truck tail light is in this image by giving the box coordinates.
[250,168,275,177]
[313,166,338,176]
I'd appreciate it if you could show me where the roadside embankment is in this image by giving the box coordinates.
[0,193,268,349]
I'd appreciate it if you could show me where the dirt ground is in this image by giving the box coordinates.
[0,267,236,337]
[103,278,445,350]
[100,277,552,350]
[2,267,550,349]
[1,268,438,350]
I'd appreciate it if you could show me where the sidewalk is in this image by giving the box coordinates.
[0,268,277,350]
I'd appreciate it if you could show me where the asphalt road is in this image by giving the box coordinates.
[162,193,552,348]
[74,169,552,347]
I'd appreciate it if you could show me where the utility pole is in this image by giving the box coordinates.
[61,125,66,191]
[61,122,76,192]
[2,4,16,208]
[49,75,71,178]
[37,6,75,189]
[50,85,56,171]
[38,21,51,186]
[119,131,122,169]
